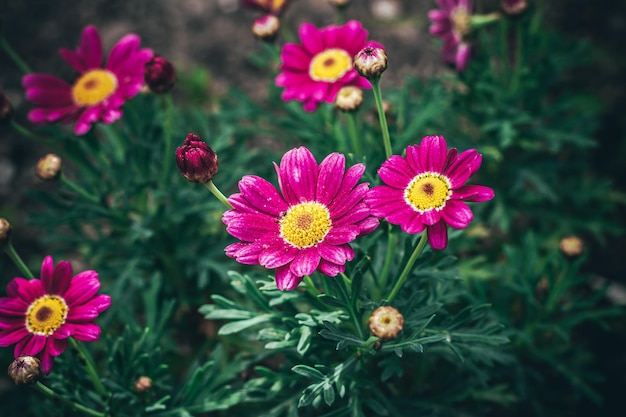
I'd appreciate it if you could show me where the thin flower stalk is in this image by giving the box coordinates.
[385,231,428,303]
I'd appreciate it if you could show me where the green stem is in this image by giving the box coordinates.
[0,36,32,74]
[97,124,124,163]
[378,225,397,294]
[60,174,101,205]
[370,78,392,158]
[69,338,108,399]
[509,23,523,96]
[204,180,233,210]
[160,94,175,184]
[385,232,428,303]
[336,274,365,340]
[344,111,361,157]
[10,120,54,147]
[3,241,35,279]
[34,382,106,417]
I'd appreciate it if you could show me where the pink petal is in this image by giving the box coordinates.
[420,209,442,226]
[39,350,54,375]
[318,260,344,277]
[427,221,448,250]
[106,33,141,72]
[453,185,494,202]
[6,277,43,302]
[238,175,288,216]
[71,323,102,342]
[258,242,299,269]
[59,270,99,306]
[74,105,103,135]
[275,266,303,291]
[223,211,278,241]
[48,337,68,356]
[78,25,104,69]
[316,153,346,205]
[16,334,47,356]
[289,247,321,277]
[279,147,318,202]
[441,200,473,229]
[317,242,354,265]
[0,327,29,347]
[378,155,415,188]
[299,23,324,55]
[59,48,87,73]
[325,225,360,245]
[418,136,448,172]
[445,149,481,187]
[224,242,263,265]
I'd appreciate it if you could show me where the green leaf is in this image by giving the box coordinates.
[292,365,325,380]
[217,314,273,335]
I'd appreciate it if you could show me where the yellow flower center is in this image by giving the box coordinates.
[451,7,471,37]
[404,172,452,212]
[309,48,352,82]
[279,202,332,248]
[72,69,118,106]
[25,295,68,336]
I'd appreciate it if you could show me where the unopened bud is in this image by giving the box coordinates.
[329,0,351,8]
[559,235,584,257]
[369,306,404,340]
[8,356,41,385]
[0,91,13,124]
[335,86,363,112]
[354,46,388,79]
[501,0,528,15]
[0,217,12,246]
[144,55,177,94]
[252,15,280,42]
[36,153,62,181]
[134,376,152,392]
[176,134,219,183]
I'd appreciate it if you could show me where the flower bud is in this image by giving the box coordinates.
[501,0,528,15]
[8,356,41,385]
[559,235,584,257]
[329,0,351,8]
[335,86,363,112]
[144,55,177,94]
[134,376,153,393]
[252,15,280,42]
[176,134,219,183]
[0,217,12,246]
[0,91,13,124]
[369,306,404,340]
[354,46,388,79]
[35,153,62,181]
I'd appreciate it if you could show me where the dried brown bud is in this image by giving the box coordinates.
[354,46,388,79]
[335,86,363,112]
[501,0,528,15]
[0,217,12,246]
[0,91,13,124]
[36,153,62,181]
[134,376,153,393]
[8,356,41,385]
[252,15,280,42]
[369,306,404,340]
[329,0,351,8]
[559,235,584,257]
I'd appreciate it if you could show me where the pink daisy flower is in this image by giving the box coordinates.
[223,147,379,291]
[22,25,153,136]
[0,256,111,374]
[365,136,494,250]
[428,0,474,71]
[275,20,382,112]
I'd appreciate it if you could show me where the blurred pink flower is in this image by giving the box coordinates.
[365,136,494,250]
[223,147,379,290]
[0,256,111,374]
[428,0,474,71]
[22,25,153,135]
[275,20,382,112]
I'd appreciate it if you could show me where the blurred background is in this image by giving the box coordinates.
[1,0,626,415]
